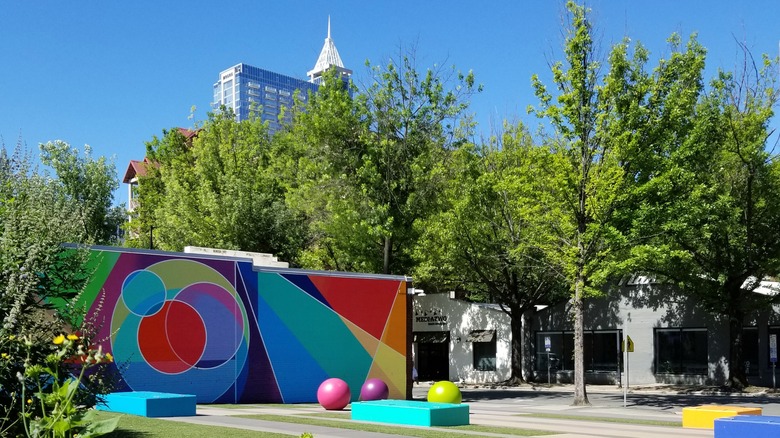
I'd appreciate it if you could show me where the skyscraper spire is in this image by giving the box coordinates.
[308,16,352,84]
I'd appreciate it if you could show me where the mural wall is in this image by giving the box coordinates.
[73,248,409,403]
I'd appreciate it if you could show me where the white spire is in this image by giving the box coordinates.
[308,16,352,84]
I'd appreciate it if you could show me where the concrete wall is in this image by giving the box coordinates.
[413,294,512,383]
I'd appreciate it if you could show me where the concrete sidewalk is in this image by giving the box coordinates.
[162,397,710,438]
[150,382,780,437]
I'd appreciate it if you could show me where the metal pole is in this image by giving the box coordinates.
[547,352,551,385]
[774,362,776,390]
[623,341,629,408]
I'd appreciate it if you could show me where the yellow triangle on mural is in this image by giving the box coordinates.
[367,341,407,399]
[339,314,381,357]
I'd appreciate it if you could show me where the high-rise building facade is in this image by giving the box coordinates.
[211,18,351,133]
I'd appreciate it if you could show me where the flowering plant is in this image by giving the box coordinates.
[17,333,118,438]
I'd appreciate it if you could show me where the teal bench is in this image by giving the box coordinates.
[98,391,196,417]
[351,399,469,426]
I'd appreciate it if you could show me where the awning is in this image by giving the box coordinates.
[467,330,495,342]
[413,331,450,343]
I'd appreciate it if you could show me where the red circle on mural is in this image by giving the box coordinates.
[138,300,206,374]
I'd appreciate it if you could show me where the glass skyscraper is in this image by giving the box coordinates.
[211,18,351,134]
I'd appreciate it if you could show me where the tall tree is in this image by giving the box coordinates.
[283,53,480,275]
[628,45,780,389]
[414,122,569,383]
[40,140,123,244]
[529,1,641,405]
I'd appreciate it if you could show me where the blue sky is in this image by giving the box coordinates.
[1,1,778,207]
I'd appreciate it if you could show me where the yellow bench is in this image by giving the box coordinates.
[682,405,762,429]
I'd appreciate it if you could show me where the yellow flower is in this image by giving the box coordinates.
[105,353,114,362]
[53,335,65,345]
[8,335,15,340]
[67,334,79,341]
[1,353,8,359]
[27,399,32,405]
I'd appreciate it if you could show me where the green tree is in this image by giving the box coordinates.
[283,51,480,275]
[533,1,625,405]
[39,141,123,245]
[414,122,569,383]
[529,1,654,404]
[0,140,112,436]
[133,111,307,262]
[627,45,780,389]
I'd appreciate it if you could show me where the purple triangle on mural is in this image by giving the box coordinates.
[234,262,283,403]
[281,273,332,309]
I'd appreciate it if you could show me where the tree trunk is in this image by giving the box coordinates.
[508,308,525,384]
[728,305,748,389]
[383,236,391,274]
[572,271,590,405]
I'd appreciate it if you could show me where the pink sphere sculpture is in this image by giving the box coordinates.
[360,378,389,401]
[317,378,351,410]
[427,380,462,404]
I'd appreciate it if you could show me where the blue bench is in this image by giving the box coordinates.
[715,415,780,437]
[351,399,469,427]
[97,391,196,417]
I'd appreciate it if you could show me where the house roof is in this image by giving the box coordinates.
[122,128,199,184]
[122,157,157,183]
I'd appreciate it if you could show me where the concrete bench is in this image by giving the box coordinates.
[351,399,469,427]
[715,415,780,437]
[682,405,762,429]
[98,391,196,417]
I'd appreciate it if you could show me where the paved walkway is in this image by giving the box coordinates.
[156,383,750,438]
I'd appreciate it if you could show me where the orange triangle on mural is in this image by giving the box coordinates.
[380,283,407,355]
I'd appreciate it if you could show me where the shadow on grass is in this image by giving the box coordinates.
[106,429,152,437]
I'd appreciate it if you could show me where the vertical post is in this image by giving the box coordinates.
[623,340,629,408]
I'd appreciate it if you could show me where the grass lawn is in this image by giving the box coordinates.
[237,413,557,437]
[95,410,555,437]
[518,412,682,427]
[93,411,295,437]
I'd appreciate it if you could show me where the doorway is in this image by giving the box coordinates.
[414,331,450,381]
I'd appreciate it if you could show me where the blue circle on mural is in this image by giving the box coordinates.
[121,270,166,316]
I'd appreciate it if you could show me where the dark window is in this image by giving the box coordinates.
[743,327,759,375]
[535,330,621,372]
[471,332,496,371]
[655,328,708,375]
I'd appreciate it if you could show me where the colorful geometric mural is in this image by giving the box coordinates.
[75,248,409,403]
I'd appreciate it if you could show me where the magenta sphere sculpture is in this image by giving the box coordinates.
[317,378,351,410]
[360,378,389,401]
[427,380,462,404]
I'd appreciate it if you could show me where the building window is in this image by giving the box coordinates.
[535,330,622,373]
[469,330,496,371]
[654,327,708,375]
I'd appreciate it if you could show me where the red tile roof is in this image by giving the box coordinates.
[122,157,157,183]
[123,128,199,184]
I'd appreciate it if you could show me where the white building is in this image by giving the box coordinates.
[412,293,512,383]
